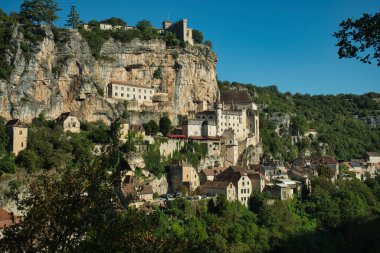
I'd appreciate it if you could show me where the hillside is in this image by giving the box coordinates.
[218,81,380,161]
[0,11,217,124]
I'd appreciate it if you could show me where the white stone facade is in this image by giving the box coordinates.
[107,81,155,104]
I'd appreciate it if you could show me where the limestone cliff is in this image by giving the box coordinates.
[0,27,218,124]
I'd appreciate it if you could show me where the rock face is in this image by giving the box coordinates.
[0,27,218,124]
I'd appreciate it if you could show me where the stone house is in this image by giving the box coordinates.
[162,19,194,45]
[264,178,301,200]
[55,112,80,133]
[169,160,200,194]
[200,167,226,183]
[201,181,236,201]
[112,118,129,143]
[6,119,28,155]
[310,156,339,179]
[367,152,380,163]
[122,176,154,201]
[215,166,252,206]
[129,124,146,139]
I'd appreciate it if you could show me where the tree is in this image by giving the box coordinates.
[20,0,60,25]
[101,17,126,26]
[136,19,153,30]
[143,120,159,135]
[334,13,380,66]
[192,29,203,44]
[204,40,212,49]
[159,116,171,136]
[65,5,81,28]
[317,165,336,179]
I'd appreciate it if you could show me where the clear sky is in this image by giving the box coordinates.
[1,0,379,95]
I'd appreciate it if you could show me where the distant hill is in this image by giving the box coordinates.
[218,80,380,161]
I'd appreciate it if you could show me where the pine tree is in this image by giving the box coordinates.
[20,0,60,26]
[65,5,81,28]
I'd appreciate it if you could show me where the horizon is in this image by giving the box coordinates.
[1,0,379,95]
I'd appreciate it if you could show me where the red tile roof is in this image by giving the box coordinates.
[167,134,187,139]
[201,167,226,176]
[312,156,336,164]
[201,181,232,189]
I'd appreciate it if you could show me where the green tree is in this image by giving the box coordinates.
[101,17,126,26]
[192,29,203,44]
[317,165,336,179]
[136,19,153,30]
[159,116,171,136]
[334,13,380,66]
[65,5,81,28]
[143,120,159,135]
[204,40,212,49]
[20,0,60,25]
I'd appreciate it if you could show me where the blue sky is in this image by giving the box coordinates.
[2,0,380,94]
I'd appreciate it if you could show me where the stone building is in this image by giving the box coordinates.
[55,112,80,133]
[169,160,200,194]
[6,119,27,155]
[162,19,194,45]
[107,80,155,104]
[215,166,252,206]
[200,181,236,201]
[112,118,129,143]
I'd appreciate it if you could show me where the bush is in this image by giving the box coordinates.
[159,116,171,136]
[143,120,159,135]
[153,67,162,79]
[0,155,16,174]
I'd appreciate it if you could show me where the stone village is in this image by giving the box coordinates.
[1,18,380,229]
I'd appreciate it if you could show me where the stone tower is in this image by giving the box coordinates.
[6,119,28,155]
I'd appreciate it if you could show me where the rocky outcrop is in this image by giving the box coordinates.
[0,27,218,124]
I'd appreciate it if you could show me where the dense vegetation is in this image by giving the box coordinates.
[2,147,380,253]
[219,81,380,161]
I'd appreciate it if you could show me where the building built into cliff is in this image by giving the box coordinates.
[6,119,28,155]
[162,19,194,46]
[107,80,155,104]
[182,90,260,167]
[55,112,80,133]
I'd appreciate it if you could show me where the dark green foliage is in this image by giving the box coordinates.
[334,13,380,66]
[65,5,81,28]
[87,121,111,144]
[136,19,153,30]
[101,17,126,26]
[143,120,159,135]
[317,165,335,179]
[0,117,9,153]
[0,155,16,174]
[204,40,213,49]
[20,0,60,25]
[159,116,171,136]
[143,142,165,177]
[192,29,203,44]
[153,67,163,79]
[170,142,207,168]
[16,149,41,173]
[78,28,110,58]
[0,9,17,80]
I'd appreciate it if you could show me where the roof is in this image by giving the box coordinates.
[367,152,380,157]
[167,134,187,139]
[312,156,336,164]
[189,136,220,141]
[56,112,77,123]
[201,167,226,176]
[171,160,193,167]
[0,208,16,228]
[202,181,233,189]
[122,184,153,196]
[6,119,25,127]
[220,91,253,104]
[110,80,153,89]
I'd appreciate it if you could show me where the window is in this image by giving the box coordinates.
[242,182,245,186]
[133,88,135,92]
[121,93,124,97]
[150,90,152,94]
[139,89,141,92]
[127,87,129,91]
[244,189,246,193]
[73,123,76,127]
[114,92,118,96]
[21,142,24,147]
[121,87,124,90]
[241,189,243,194]
[144,96,146,99]
[139,95,141,99]
[247,189,249,194]
[19,130,22,135]
[127,94,130,97]
[144,90,146,93]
